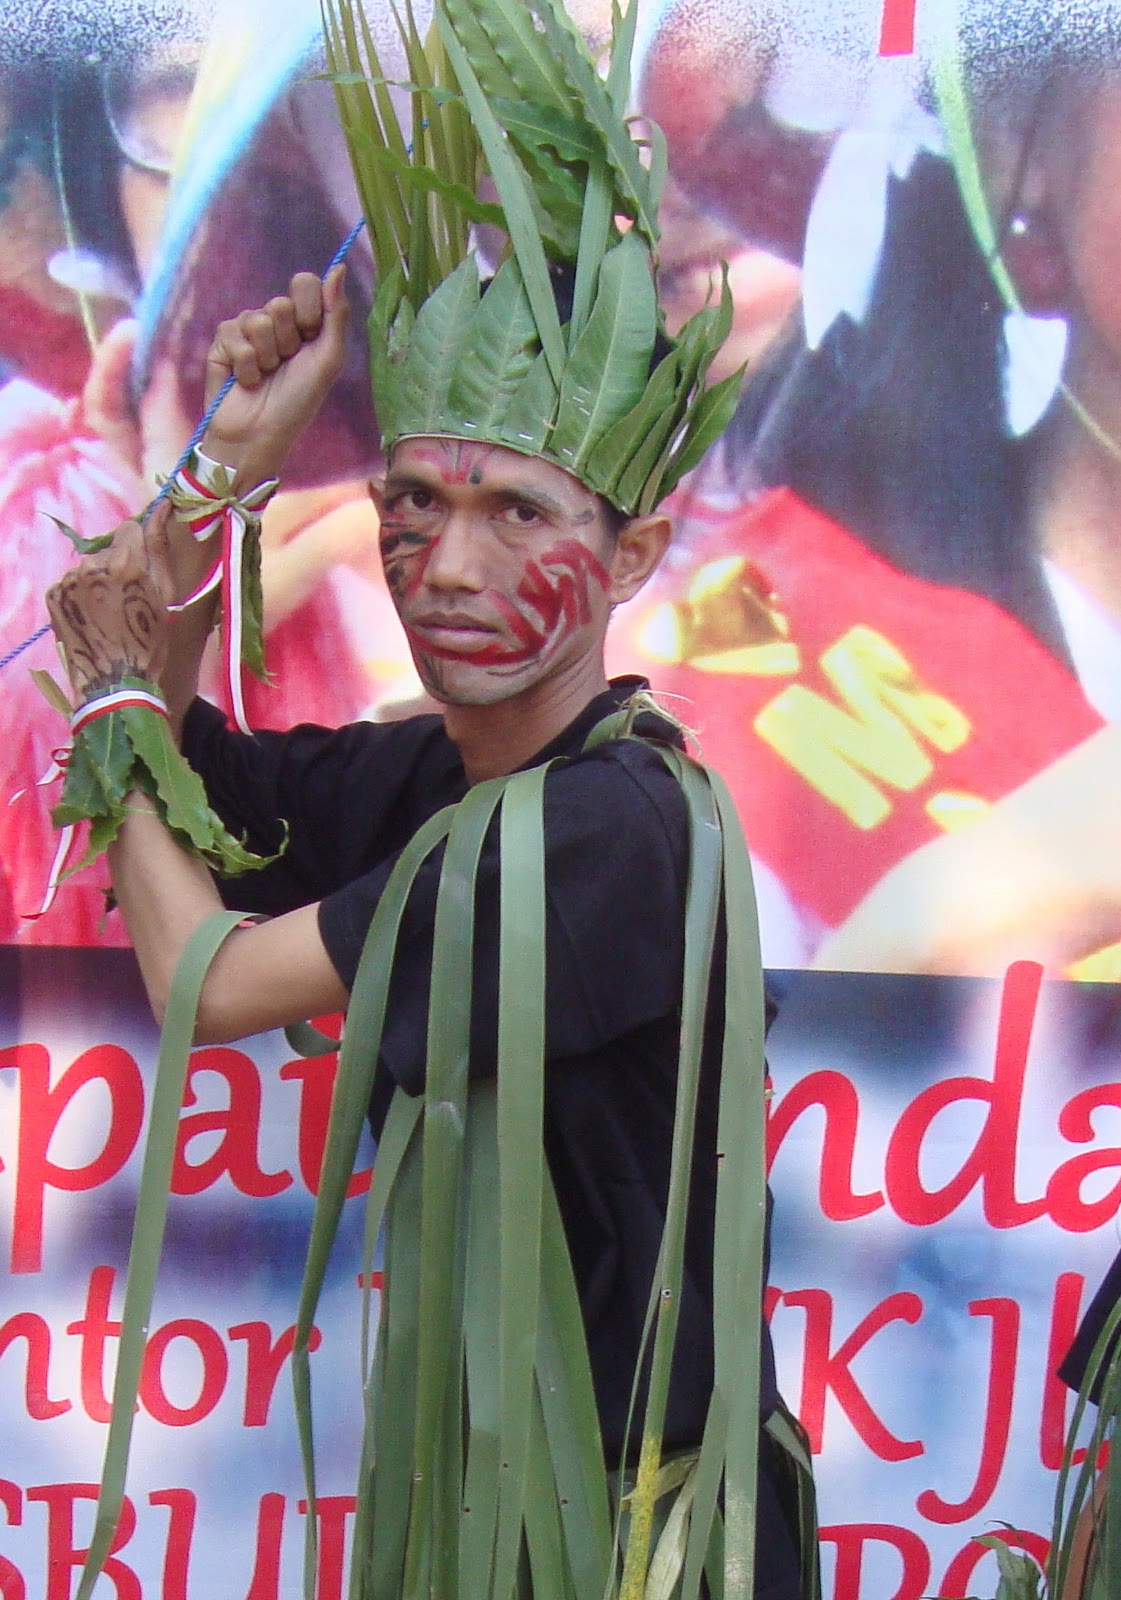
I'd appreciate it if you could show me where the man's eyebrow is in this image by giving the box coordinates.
[383,469,438,493]
[384,468,579,523]
[486,482,570,519]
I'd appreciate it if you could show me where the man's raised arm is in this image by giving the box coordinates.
[154,266,352,735]
[43,269,353,1040]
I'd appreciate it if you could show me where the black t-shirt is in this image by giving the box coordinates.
[181,677,780,1460]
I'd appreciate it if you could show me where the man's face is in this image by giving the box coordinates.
[374,438,618,705]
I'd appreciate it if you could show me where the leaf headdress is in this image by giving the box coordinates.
[323,0,744,513]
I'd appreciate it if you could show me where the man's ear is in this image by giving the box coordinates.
[607,513,672,604]
[367,475,386,516]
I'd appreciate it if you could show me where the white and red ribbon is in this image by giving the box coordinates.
[164,448,278,736]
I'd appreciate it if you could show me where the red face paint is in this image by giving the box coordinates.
[406,539,612,669]
[407,440,498,487]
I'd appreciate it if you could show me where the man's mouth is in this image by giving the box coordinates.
[406,612,505,655]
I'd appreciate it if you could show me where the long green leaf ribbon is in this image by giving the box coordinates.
[80,705,818,1600]
[75,909,246,1600]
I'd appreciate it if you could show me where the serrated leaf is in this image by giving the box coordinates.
[43,512,117,555]
[436,15,566,385]
[549,232,655,470]
[500,350,559,456]
[651,364,745,509]
[123,705,276,875]
[444,259,539,434]
[490,97,600,164]
[444,0,570,114]
[400,257,481,434]
[55,711,135,824]
[524,0,657,244]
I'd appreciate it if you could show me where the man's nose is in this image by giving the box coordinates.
[422,512,487,593]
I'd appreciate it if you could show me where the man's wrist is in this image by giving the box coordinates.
[196,431,288,494]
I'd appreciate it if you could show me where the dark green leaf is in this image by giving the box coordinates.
[122,706,277,874]
[651,365,745,511]
[444,257,540,433]
[500,350,559,456]
[445,0,570,112]
[436,15,567,384]
[550,233,655,471]
[402,256,481,434]
[584,347,682,511]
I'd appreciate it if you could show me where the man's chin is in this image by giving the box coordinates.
[417,659,535,708]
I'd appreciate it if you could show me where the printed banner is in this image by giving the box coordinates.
[3,951,1119,1598]
[2,2,1121,1598]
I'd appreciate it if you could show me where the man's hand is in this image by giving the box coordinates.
[200,266,350,489]
[46,518,171,701]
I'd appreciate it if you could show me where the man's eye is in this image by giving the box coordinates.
[503,503,542,526]
[407,490,435,511]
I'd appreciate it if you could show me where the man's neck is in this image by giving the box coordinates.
[443,659,611,782]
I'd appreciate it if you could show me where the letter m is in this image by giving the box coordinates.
[754,625,970,828]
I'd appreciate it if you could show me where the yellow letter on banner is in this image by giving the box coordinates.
[754,626,971,829]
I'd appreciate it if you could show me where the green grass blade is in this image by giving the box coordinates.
[491,769,549,1599]
[75,912,245,1600]
[349,1092,423,1599]
[619,754,723,1600]
[368,1137,426,1600]
[292,803,457,1593]
[704,769,767,1597]
[460,1083,503,1597]
[524,1387,577,1600]
[536,1178,614,1597]
[569,152,613,349]
[403,778,506,1593]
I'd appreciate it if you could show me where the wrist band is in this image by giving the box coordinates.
[70,684,169,738]
[23,674,280,920]
[163,447,279,736]
[165,447,278,543]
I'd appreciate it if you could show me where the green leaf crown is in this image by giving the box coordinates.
[322,0,743,515]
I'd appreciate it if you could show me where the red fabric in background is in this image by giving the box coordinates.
[0,379,142,945]
[649,489,1104,924]
[0,287,91,397]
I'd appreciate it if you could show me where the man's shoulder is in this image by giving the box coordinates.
[544,732,690,861]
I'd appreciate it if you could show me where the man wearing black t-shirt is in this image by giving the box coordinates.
[47,271,803,1598]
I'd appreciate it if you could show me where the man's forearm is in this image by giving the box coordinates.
[108,790,349,1043]
[108,790,228,1022]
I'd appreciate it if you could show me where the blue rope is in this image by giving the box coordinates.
[0,621,52,673]
[1,217,368,674]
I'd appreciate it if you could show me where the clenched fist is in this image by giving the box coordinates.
[199,265,351,489]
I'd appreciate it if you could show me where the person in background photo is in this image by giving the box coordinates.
[622,0,1121,979]
[0,0,414,944]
